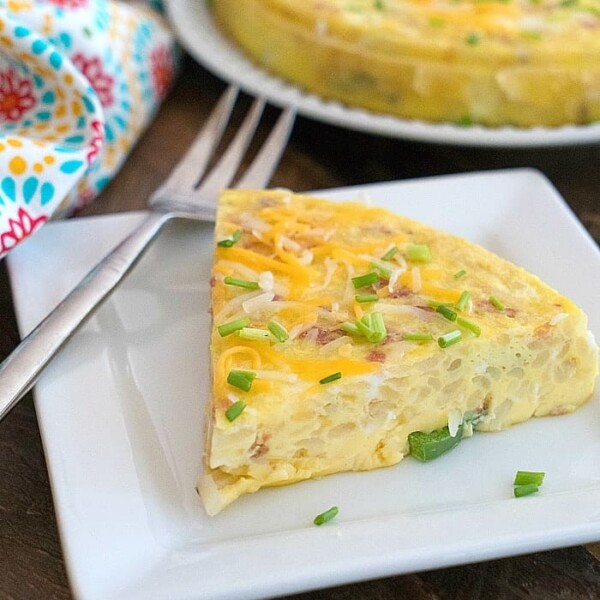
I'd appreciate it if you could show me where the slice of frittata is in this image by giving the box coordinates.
[199,189,598,515]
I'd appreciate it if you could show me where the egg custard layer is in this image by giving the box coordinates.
[199,189,598,515]
[212,0,600,127]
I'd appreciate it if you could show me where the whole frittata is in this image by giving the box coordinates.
[213,0,600,127]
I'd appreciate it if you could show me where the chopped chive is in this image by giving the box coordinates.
[313,506,339,526]
[514,471,545,486]
[355,293,379,303]
[370,261,392,280]
[406,244,432,263]
[225,400,246,422]
[355,318,371,339]
[217,317,250,337]
[456,115,473,127]
[223,276,259,290]
[382,246,399,261]
[489,295,505,311]
[454,269,467,279]
[455,291,471,312]
[268,320,289,343]
[227,369,256,392]
[427,299,452,308]
[352,271,379,289]
[514,483,539,498]
[369,312,387,342]
[355,312,386,342]
[319,371,342,384]
[466,32,481,46]
[436,304,457,321]
[403,333,434,342]
[457,317,481,337]
[217,229,242,248]
[408,424,463,462]
[238,327,272,341]
[341,321,360,335]
[438,330,462,348]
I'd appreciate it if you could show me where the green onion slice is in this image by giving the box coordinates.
[268,321,289,343]
[227,369,256,392]
[355,293,379,303]
[218,317,250,337]
[427,299,451,308]
[369,312,387,342]
[319,372,342,385]
[489,295,505,311]
[403,333,434,342]
[313,506,339,526]
[355,314,373,339]
[436,304,457,321]
[455,291,471,312]
[352,313,387,342]
[351,271,379,289]
[408,424,463,462]
[238,327,271,341]
[454,269,467,279]
[382,246,399,261]
[514,471,545,486]
[225,400,246,422]
[370,261,392,280]
[406,244,432,263]
[223,276,259,290]
[456,317,481,337]
[217,229,242,248]
[341,322,360,336]
[514,483,540,498]
[438,330,462,348]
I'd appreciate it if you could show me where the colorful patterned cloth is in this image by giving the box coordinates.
[0,0,178,258]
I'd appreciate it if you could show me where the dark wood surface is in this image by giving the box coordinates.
[1,58,600,600]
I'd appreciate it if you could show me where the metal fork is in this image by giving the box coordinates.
[0,86,296,422]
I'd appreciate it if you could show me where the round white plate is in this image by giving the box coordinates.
[165,0,600,148]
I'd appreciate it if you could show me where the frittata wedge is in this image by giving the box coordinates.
[199,189,598,515]
[212,0,600,127]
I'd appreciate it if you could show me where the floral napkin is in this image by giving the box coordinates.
[0,0,178,258]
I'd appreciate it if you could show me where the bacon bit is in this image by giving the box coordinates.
[366,350,386,363]
[250,432,271,459]
[482,392,493,412]
[504,307,517,318]
[534,323,552,339]
[415,304,434,312]
[300,327,344,345]
[209,275,216,288]
[389,287,413,299]
[381,331,405,345]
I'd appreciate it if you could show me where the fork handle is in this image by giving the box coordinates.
[0,211,170,422]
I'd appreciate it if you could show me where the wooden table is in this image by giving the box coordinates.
[1,59,600,600]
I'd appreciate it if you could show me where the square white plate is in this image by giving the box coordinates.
[7,169,600,600]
